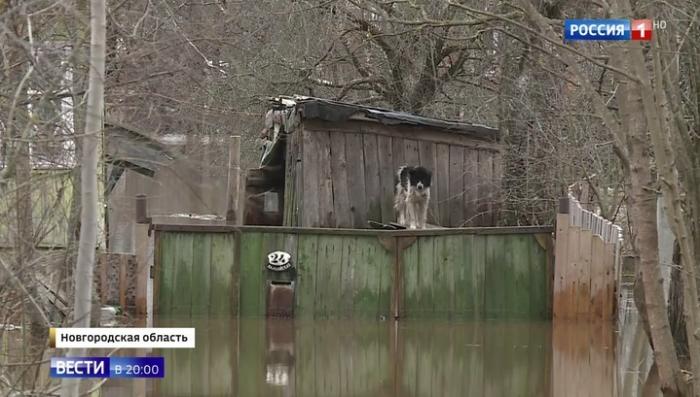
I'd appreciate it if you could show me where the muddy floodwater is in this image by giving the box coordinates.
[103,309,654,397]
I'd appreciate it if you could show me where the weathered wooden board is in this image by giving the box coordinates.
[316,131,335,227]
[363,133,382,224]
[344,133,367,228]
[463,148,479,227]
[156,232,236,317]
[297,124,502,228]
[329,131,351,227]
[477,150,493,227]
[418,141,439,224]
[553,195,622,321]
[449,145,465,227]
[301,129,320,227]
[377,135,395,224]
[436,144,450,226]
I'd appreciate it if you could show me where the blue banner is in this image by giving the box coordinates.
[50,357,165,378]
[50,357,109,378]
[564,19,630,41]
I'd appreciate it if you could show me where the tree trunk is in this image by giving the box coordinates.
[60,0,106,393]
[669,240,689,362]
[627,129,687,396]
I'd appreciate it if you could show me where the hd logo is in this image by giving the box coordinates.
[267,251,292,272]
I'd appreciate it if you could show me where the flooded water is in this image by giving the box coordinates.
[100,313,654,397]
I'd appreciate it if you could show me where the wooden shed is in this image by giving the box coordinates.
[245,96,502,229]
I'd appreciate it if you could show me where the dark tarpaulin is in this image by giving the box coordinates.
[291,96,500,142]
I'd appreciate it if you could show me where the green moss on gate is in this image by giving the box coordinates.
[156,229,551,320]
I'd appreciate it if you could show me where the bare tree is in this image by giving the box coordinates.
[60,0,106,393]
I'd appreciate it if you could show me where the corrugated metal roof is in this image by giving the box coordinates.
[104,122,178,193]
[268,95,499,142]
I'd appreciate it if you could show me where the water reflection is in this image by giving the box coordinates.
[102,317,643,397]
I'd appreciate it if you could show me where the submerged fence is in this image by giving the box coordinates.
[553,192,623,321]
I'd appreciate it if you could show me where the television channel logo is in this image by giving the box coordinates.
[564,19,656,41]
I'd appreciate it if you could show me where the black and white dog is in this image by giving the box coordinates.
[394,166,432,229]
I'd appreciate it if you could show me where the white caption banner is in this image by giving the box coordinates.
[50,328,196,349]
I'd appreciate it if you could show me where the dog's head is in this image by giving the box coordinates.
[408,166,432,192]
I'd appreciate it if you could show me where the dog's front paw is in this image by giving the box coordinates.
[409,224,417,230]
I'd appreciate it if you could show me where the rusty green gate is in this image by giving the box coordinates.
[153,225,553,319]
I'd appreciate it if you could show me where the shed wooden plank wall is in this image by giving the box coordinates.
[155,226,552,320]
[286,120,501,229]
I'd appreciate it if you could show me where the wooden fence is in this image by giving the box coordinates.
[153,225,554,320]
[96,252,147,314]
[553,193,623,321]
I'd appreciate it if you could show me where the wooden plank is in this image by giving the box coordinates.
[477,150,494,227]
[316,131,335,227]
[553,212,570,320]
[315,236,345,318]
[484,234,506,318]
[363,133,382,224]
[238,232,264,316]
[225,136,241,224]
[565,225,581,320]
[377,135,395,224]
[436,144,450,227]
[511,235,531,317]
[444,235,462,317]
[392,137,406,172]
[153,232,165,316]
[404,139,420,166]
[293,129,303,227]
[448,145,465,227]
[283,126,298,226]
[419,141,439,224]
[345,133,367,228]
[330,131,352,228]
[530,234,550,319]
[432,235,451,317]
[463,148,479,227]
[304,119,501,151]
[469,235,486,318]
[172,233,194,315]
[374,237,393,318]
[603,241,615,321]
[209,233,235,316]
[416,237,435,317]
[491,151,503,225]
[339,236,356,315]
[402,239,420,317]
[296,234,319,318]
[358,236,381,317]
[191,234,212,316]
[301,129,321,227]
[577,229,593,320]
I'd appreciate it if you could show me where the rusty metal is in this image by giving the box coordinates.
[135,194,152,224]
[266,281,295,317]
